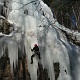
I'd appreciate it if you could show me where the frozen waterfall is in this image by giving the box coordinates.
[0,0,80,80]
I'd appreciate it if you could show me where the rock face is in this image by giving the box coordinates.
[60,29,80,46]
[0,18,11,34]
[53,62,60,80]
[0,0,13,34]
[0,55,61,80]
[0,55,12,80]
[0,0,9,19]
[37,63,50,80]
[0,55,31,80]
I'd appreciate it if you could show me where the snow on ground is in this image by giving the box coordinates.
[54,22,80,41]
[0,0,80,80]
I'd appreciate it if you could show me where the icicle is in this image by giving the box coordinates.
[0,38,6,58]
[8,40,18,74]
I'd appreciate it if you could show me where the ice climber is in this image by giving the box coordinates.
[30,44,41,64]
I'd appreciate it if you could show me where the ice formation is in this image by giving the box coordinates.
[0,0,80,80]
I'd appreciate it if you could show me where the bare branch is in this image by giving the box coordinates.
[10,0,37,10]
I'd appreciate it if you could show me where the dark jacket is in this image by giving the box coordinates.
[31,46,39,52]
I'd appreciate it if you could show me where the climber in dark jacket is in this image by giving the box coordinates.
[30,44,41,64]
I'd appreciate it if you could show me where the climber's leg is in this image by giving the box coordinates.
[30,54,35,64]
[37,52,41,59]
